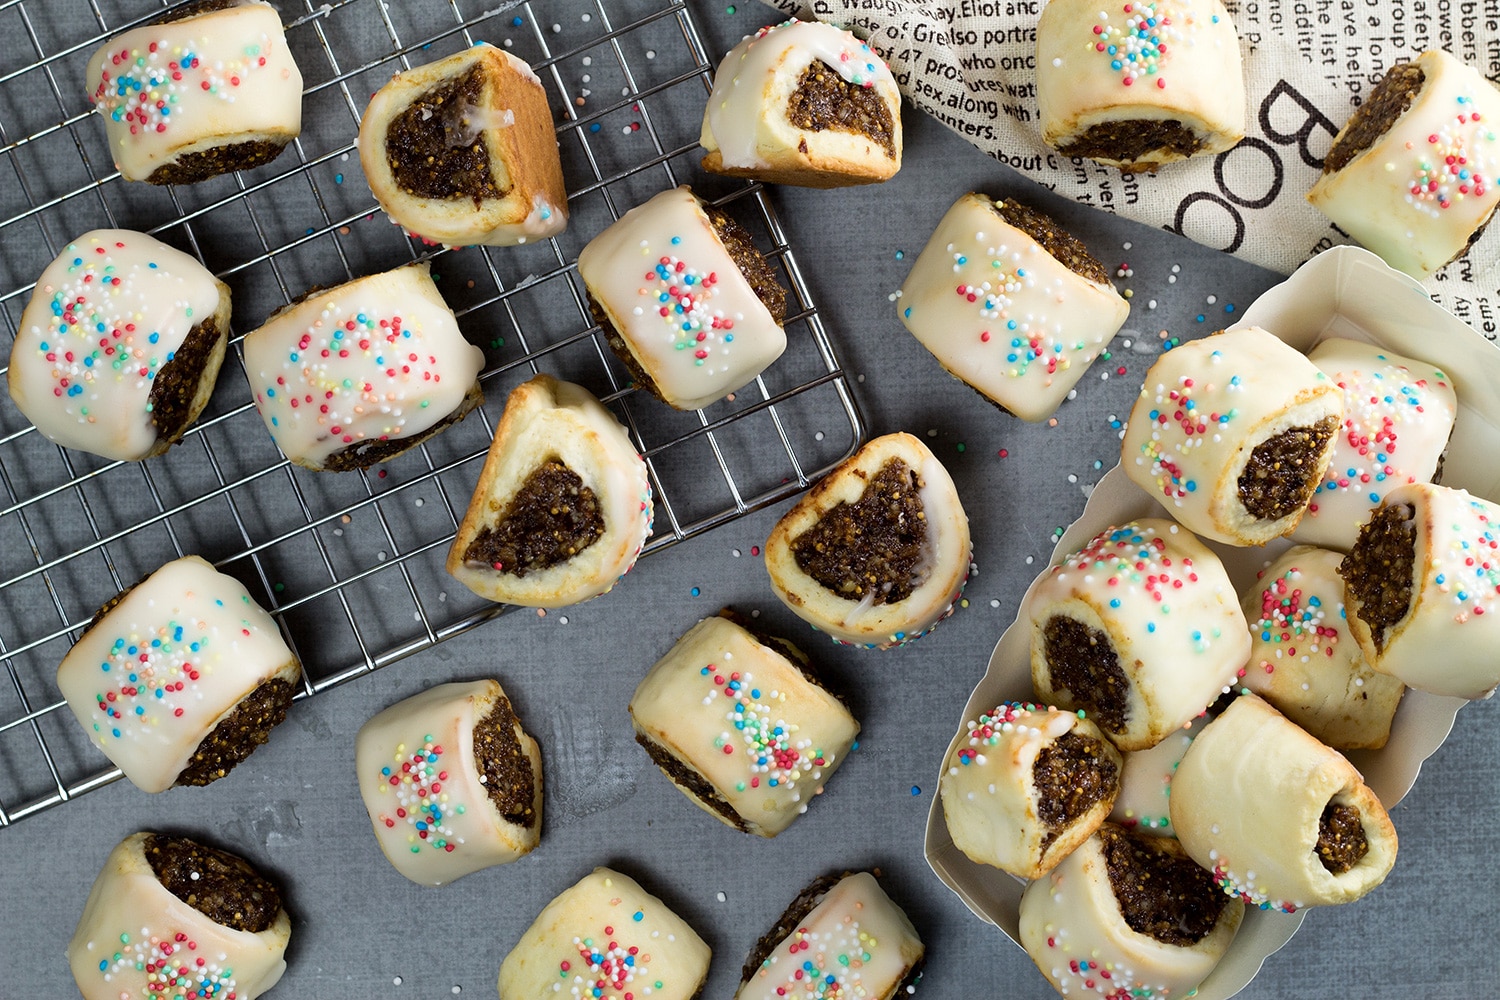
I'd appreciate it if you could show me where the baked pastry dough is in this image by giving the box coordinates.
[1107,724,1196,836]
[1292,338,1456,551]
[243,263,485,471]
[355,679,541,886]
[1308,50,1500,276]
[940,702,1121,879]
[498,867,711,1000]
[358,43,567,248]
[1171,694,1398,911]
[701,19,902,188]
[898,193,1129,422]
[1026,518,1249,751]
[1036,0,1245,172]
[1020,822,1244,1000]
[1121,326,1344,546]
[55,554,300,794]
[765,432,971,649]
[85,0,303,184]
[629,612,859,837]
[1340,482,1500,699]
[736,871,924,1000]
[8,229,230,461]
[577,186,787,410]
[446,375,652,608]
[68,832,290,1000]
[1242,545,1404,750]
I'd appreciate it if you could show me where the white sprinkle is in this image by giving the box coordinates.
[560,616,569,625]
[622,126,632,135]
[582,74,591,83]
[340,152,349,162]
[1168,274,1177,283]
[581,11,591,20]
[394,976,403,986]
[551,22,561,32]
[1206,294,1218,304]
[503,37,513,47]
[583,56,592,66]
[1025,555,1035,565]
[378,551,388,562]
[814,431,825,441]
[333,528,343,536]
[646,49,657,59]
[453,987,462,995]
[751,609,761,618]
[856,373,865,383]
[414,497,424,507]
[990,599,1000,608]
[1122,241,1132,250]
[716,891,727,902]
[927,428,937,437]
[1172,263,1181,273]
[189,871,200,881]
[732,549,742,557]
[1067,474,1078,484]
[1148,299,1157,309]
[439,592,447,602]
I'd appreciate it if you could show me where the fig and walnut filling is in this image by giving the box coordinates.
[1100,824,1227,947]
[1034,731,1119,845]
[385,64,503,204]
[143,834,283,933]
[176,677,296,787]
[146,315,223,442]
[472,694,537,828]
[462,460,605,577]
[995,198,1114,286]
[1058,119,1206,169]
[1237,416,1340,521]
[1316,802,1370,874]
[1041,615,1130,735]
[1339,503,1417,653]
[790,458,930,605]
[786,61,897,157]
[1321,62,1426,174]
[634,730,748,832]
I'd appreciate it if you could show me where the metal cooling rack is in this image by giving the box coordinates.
[0,0,863,827]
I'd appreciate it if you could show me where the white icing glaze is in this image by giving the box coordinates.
[242,263,484,469]
[1308,50,1500,277]
[735,872,924,1000]
[1291,338,1457,551]
[354,680,541,886]
[1121,326,1344,545]
[1036,0,1245,169]
[899,193,1129,422]
[1108,725,1196,837]
[1344,482,1500,699]
[940,703,1120,878]
[7,229,227,461]
[67,832,290,1000]
[1241,545,1404,750]
[497,867,711,1000]
[1019,824,1244,1000]
[576,186,786,410]
[1171,695,1398,911]
[84,0,303,182]
[629,615,859,838]
[1026,518,1249,751]
[55,555,298,794]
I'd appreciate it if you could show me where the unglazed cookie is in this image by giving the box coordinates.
[85,0,303,184]
[629,612,859,837]
[1242,545,1404,750]
[1019,823,1244,1000]
[1308,50,1500,276]
[446,375,652,608]
[243,263,485,471]
[68,832,290,1000]
[940,702,1121,879]
[1292,338,1457,551]
[577,186,787,410]
[1026,519,1249,751]
[765,432,971,649]
[701,20,902,188]
[358,43,567,248]
[736,871,924,1000]
[1107,723,1196,836]
[355,680,541,886]
[1036,0,1246,172]
[1340,482,1500,699]
[498,867,711,1000]
[897,193,1129,422]
[1122,326,1344,546]
[55,554,300,794]
[7,229,230,461]
[1171,695,1398,911]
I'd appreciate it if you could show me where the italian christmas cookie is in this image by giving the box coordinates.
[1291,338,1457,551]
[897,193,1129,422]
[1340,482,1500,699]
[1241,545,1404,750]
[243,262,485,471]
[629,611,859,838]
[446,374,652,608]
[1026,518,1249,751]
[1019,822,1244,1000]
[764,432,971,649]
[7,229,231,462]
[85,0,303,184]
[55,554,300,794]
[1107,722,1196,836]
[939,702,1121,879]
[736,871,925,1000]
[68,832,290,1000]
[358,43,567,248]
[1170,694,1398,911]
[1121,326,1344,546]
[354,679,542,886]
[577,185,787,410]
[700,19,902,188]
[497,867,711,1000]
[1308,50,1500,276]
[1036,0,1246,172]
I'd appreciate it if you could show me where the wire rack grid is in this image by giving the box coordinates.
[0,0,864,828]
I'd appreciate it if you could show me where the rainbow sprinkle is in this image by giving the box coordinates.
[1407,94,1496,214]
[1087,2,1197,90]
[91,36,273,136]
[1253,566,1339,662]
[700,665,828,793]
[95,928,238,1000]
[752,917,881,998]
[377,735,466,855]
[557,923,658,1000]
